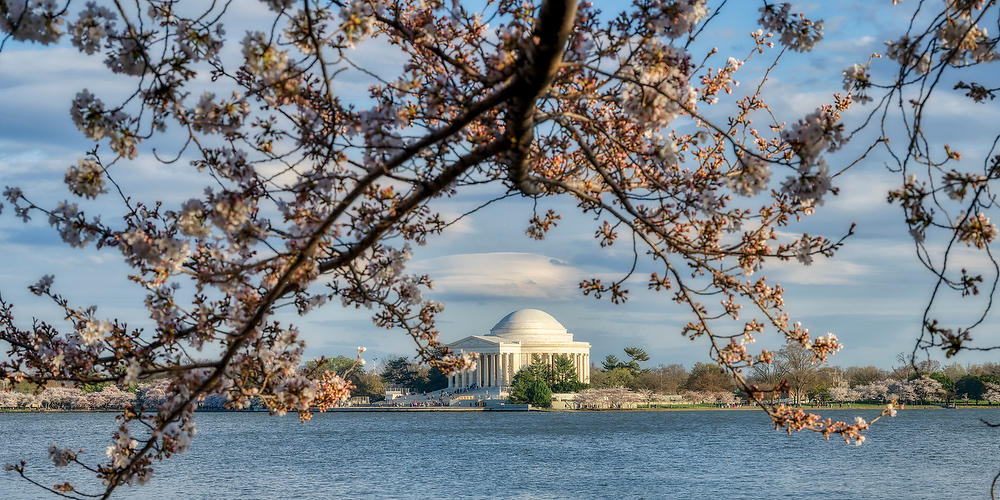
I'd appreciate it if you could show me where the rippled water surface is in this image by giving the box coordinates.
[2,409,999,499]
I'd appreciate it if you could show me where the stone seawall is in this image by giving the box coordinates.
[325,405,531,412]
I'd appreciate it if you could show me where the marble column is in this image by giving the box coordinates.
[482,354,488,387]
[500,353,507,386]
[504,353,510,385]
[500,353,505,386]
[489,353,495,387]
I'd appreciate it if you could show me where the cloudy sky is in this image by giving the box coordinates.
[1,1,998,371]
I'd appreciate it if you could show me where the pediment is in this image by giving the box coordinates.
[448,335,502,349]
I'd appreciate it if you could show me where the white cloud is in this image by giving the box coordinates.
[826,171,897,214]
[920,91,1000,120]
[409,252,584,299]
[769,255,873,285]
[820,31,877,52]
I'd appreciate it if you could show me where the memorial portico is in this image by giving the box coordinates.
[446,309,591,389]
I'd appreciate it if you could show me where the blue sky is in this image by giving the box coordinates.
[1,1,998,371]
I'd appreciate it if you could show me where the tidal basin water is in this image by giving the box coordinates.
[1,409,999,499]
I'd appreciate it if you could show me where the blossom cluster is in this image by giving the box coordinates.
[757,3,824,52]
[70,90,136,159]
[841,63,872,104]
[64,158,106,199]
[643,0,709,39]
[620,42,696,131]
[0,0,64,45]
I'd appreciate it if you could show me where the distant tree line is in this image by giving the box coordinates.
[304,354,449,401]
[6,349,997,411]
[588,345,1000,405]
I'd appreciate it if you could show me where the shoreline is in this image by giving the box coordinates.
[3,404,998,414]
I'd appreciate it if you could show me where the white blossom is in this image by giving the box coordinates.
[65,158,106,199]
[242,31,291,84]
[70,90,136,159]
[339,1,384,47]
[79,318,111,346]
[49,201,95,247]
[795,236,813,265]
[936,20,998,65]
[957,213,998,249]
[210,195,250,233]
[123,361,141,386]
[621,43,696,131]
[174,20,224,62]
[983,383,1000,404]
[758,3,823,52]
[188,93,248,135]
[105,34,149,75]
[780,158,832,207]
[106,429,138,469]
[728,155,771,197]
[161,420,197,454]
[261,0,295,12]
[645,0,709,39]
[29,274,54,296]
[0,0,64,45]
[120,228,191,273]
[70,2,116,55]
[781,108,844,166]
[177,199,211,238]
[885,35,932,75]
[3,185,22,203]
[841,63,872,104]
[48,444,74,467]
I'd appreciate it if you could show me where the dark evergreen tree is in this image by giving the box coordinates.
[509,370,552,407]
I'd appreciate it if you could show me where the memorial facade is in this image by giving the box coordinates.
[446,309,591,389]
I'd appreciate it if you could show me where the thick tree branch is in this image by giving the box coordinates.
[505,0,578,193]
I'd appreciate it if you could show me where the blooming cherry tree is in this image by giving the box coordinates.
[0,0,998,496]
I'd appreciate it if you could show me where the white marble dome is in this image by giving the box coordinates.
[445,308,591,389]
[490,309,573,342]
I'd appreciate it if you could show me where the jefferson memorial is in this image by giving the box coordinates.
[446,309,591,389]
